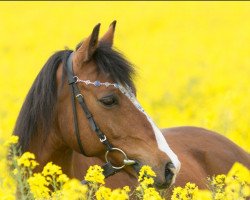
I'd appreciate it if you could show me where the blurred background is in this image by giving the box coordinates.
[0,1,249,152]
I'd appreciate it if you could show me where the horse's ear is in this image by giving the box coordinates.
[75,23,101,64]
[100,20,116,47]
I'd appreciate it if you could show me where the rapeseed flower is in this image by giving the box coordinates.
[60,179,88,200]
[96,185,131,200]
[143,187,164,200]
[137,165,157,191]
[172,187,183,200]
[27,172,50,199]
[57,174,69,184]
[123,186,131,193]
[138,165,156,182]
[226,162,250,184]
[171,182,198,200]
[84,165,105,184]
[136,165,163,199]
[224,162,250,199]
[208,174,226,199]
[96,186,112,200]
[42,162,63,177]
[194,190,212,200]
[109,188,130,200]
[17,152,39,169]
[3,135,18,147]
[172,163,250,200]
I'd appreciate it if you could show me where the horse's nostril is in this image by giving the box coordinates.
[165,162,175,185]
[154,162,176,189]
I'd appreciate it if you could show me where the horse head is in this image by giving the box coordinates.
[56,21,181,188]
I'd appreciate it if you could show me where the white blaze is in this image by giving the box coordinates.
[119,85,181,173]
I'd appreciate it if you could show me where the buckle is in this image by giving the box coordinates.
[75,94,83,98]
[100,135,107,143]
[73,76,80,83]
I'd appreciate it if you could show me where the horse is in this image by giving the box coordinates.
[13,21,180,189]
[13,21,250,196]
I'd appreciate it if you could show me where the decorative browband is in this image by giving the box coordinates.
[74,76,119,88]
[73,75,145,113]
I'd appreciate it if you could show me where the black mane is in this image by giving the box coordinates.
[14,44,135,152]
[13,50,72,151]
[92,43,135,90]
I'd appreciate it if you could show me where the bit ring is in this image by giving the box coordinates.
[105,148,127,170]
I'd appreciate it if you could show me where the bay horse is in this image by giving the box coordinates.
[13,21,250,196]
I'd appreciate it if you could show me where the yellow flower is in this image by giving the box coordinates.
[194,190,212,200]
[171,186,183,200]
[224,162,250,199]
[136,165,164,199]
[27,172,50,199]
[110,188,129,200]
[143,187,164,200]
[4,135,18,147]
[84,165,105,184]
[60,179,88,200]
[57,174,69,184]
[184,182,198,193]
[123,186,131,193]
[226,162,250,184]
[0,189,15,200]
[140,177,155,189]
[42,161,63,177]
[138,165,156,182]
[242,184,250,198]
[17,152,39,169]
[171,182,198,200]
[214,175,226,185]
[214,192,226,200]
[95,182,130,200]
[96,186,111,200]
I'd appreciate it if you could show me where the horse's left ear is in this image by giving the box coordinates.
[75,23,101,65]
[100,20,116,47]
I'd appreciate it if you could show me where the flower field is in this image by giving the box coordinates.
[2,136,250,199]
[0,2,250,199]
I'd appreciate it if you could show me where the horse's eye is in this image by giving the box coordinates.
[99,95,118,107]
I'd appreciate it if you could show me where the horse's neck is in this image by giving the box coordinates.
[28,130,74,176]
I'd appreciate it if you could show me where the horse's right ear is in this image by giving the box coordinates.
[74,23,101,65]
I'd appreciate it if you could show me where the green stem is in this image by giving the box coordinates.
[11,146,27,200]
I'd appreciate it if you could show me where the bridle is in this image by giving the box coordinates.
[65,52,139,182]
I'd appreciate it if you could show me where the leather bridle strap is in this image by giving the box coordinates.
[65,52,120,178]
[66,53,113,152]
[69,79,86,155]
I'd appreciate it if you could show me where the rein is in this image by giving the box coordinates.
[65,52,139,182]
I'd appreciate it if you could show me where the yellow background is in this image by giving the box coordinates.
[0,2,250,152]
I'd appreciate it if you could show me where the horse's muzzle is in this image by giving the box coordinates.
[155,162,175,189]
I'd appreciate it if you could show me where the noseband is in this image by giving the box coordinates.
[65,52,138,181]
